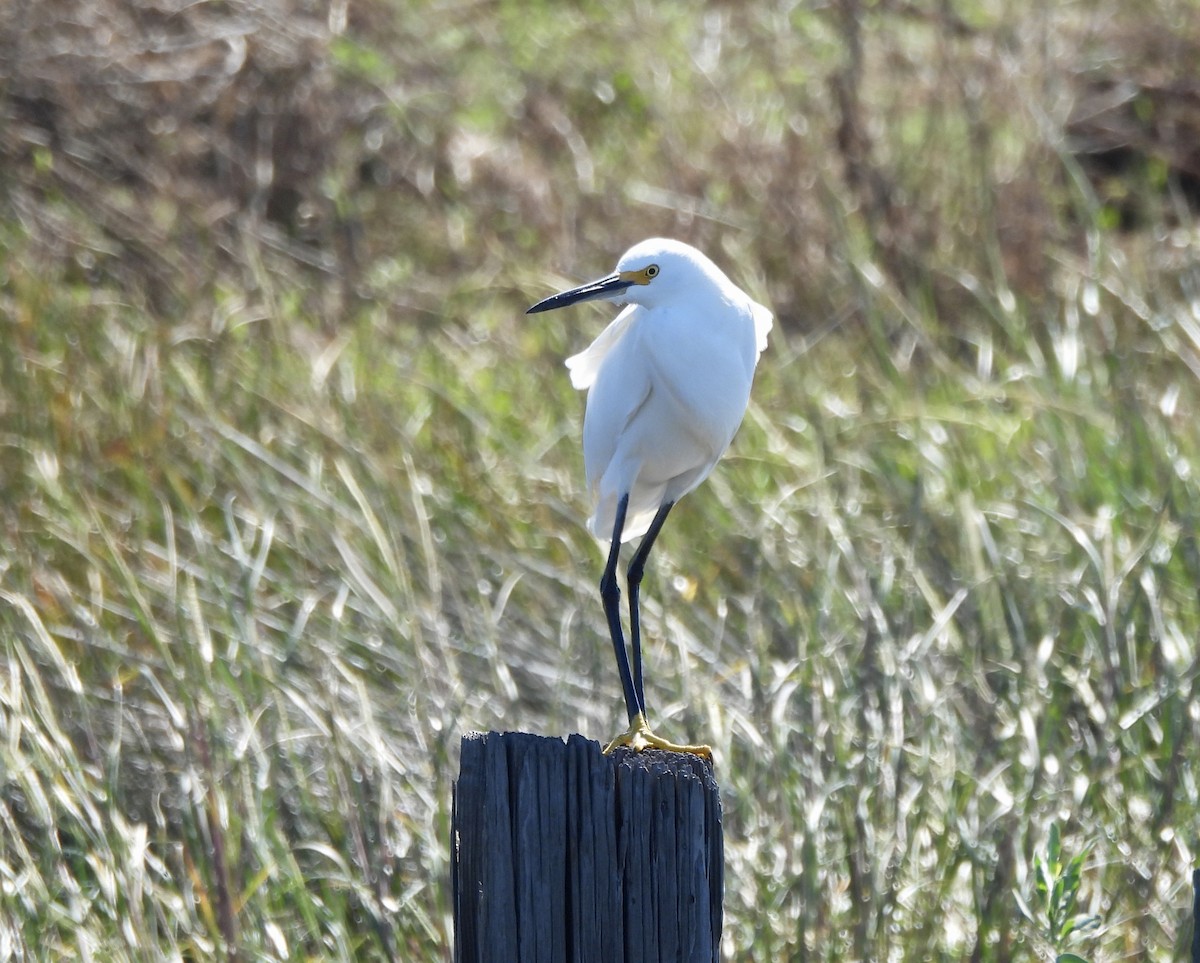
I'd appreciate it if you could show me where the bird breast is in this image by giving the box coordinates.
[581,298,757,496]
[638,300,757,444]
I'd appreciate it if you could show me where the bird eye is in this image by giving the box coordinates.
[645,265,660,278]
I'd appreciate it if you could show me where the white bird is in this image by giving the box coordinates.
[527,238,771,757]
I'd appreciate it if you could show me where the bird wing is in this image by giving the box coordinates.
[564,303,641,390]
[580,341,653,496]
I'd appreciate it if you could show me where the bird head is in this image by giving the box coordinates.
[526,238,725,314]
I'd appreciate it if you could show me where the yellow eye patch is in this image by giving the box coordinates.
[619,264,661,285]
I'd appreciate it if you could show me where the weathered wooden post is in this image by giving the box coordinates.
[451,731,723,963]
[1192,867,1199,963]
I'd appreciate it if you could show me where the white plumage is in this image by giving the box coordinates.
[560,238,771,540]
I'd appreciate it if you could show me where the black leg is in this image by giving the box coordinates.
[600,494,639,723]
[626,500,674,719]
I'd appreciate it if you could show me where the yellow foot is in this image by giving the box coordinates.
[602,712,712,760]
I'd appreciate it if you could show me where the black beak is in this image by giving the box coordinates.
[526,273,633,314]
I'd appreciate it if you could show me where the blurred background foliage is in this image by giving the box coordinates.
[2,0,1199,959]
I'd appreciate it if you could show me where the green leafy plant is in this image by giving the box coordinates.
[1020,823,1101,963]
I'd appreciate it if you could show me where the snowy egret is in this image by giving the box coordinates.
[527,238,772,757]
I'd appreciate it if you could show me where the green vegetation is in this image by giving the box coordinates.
[2,0,1198,959]
[1020,822,1100,962]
